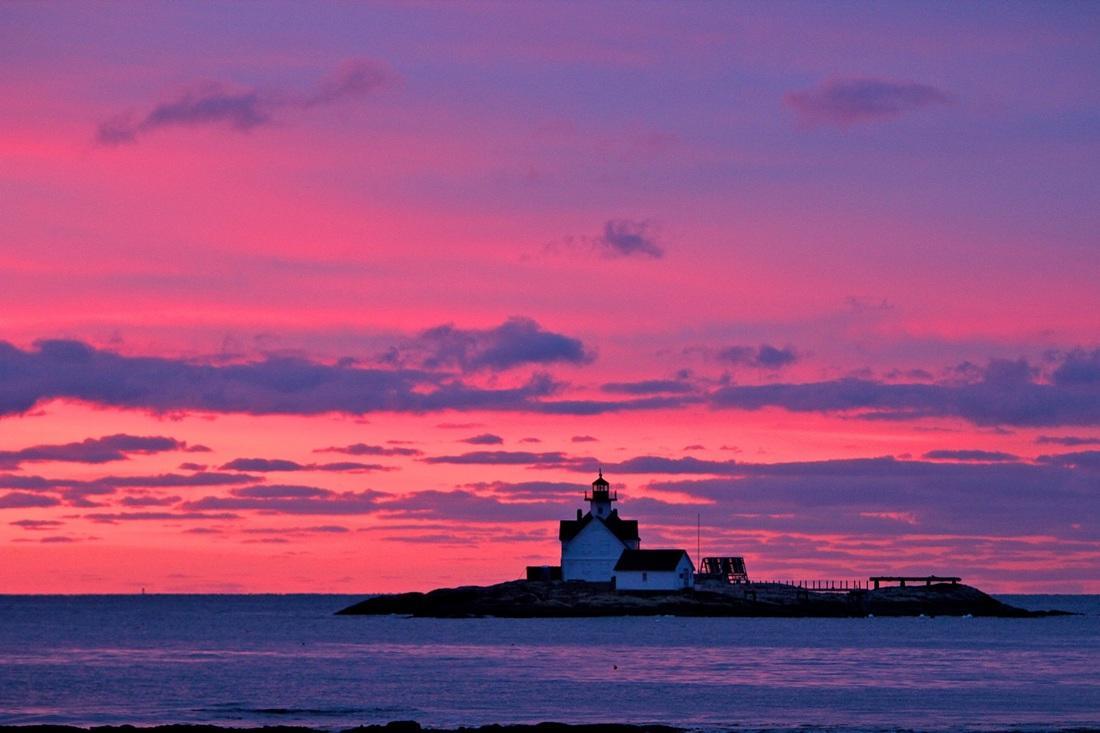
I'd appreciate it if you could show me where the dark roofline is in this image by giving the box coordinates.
[560,512,639,544]
[613,548,692,572]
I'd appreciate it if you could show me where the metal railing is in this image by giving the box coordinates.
[753,579,867,592]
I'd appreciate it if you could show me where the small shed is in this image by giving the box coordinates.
[525,565,563,581]
[613,549,694,591]
[697,556,749,584]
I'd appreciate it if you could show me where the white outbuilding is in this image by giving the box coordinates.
[559,471,640,582]
[613,549,695,591]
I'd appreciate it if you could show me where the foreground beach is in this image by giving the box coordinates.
[10,718,1100,733]
[5,725,682,733]
[0,719,691,732]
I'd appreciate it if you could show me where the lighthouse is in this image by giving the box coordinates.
[586,469,615,519]
[558,471,640,582]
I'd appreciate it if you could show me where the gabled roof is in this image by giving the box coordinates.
[559,512,639,544]
[614,549,691,572]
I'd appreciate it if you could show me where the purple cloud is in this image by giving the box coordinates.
[709,355,1100,426]
[0,492,60,509]
[5,339,1096,426]
[786,77,953,126]
[412,317,592,372]
[719,344,799,369]
[1037,450,1100,471]
[318,461,392,472]
[234,484,332,499]
[1036,435,1100,447]
[922,449,1020,462]
[102,472,259,488]
[243,525,349,535]
[0,434,192,469]
[379,490,567,523]
[10,519,64,530]
[422,450,581,467]
[314,443,423,457]
[86,511,239,523]
[219,457,389,473]
[221,458,303,472]
[184,486,387,514]
[144,452,1100,549]
[1052,348,1100,385]
[0,471,259,511]
[462,480,585,500]
[97,58,391,145]
[645,457,1098,539]
[0,338,558,417]
[118,495,182,507]
[299,58,391,107]
[421,450,745,475]
[608,456,739,474]
[461,433,504,445]
[532,394,701,415]
[601,379,695,395]
[595,219,664,258]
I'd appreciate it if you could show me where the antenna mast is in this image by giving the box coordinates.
[696,512,701,567]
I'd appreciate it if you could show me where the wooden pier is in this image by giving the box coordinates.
[869,575,961,589]
[749,575,963,592]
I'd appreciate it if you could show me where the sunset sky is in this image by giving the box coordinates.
[2,2,1099,593]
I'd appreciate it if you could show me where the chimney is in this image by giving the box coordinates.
[576,508,582,520]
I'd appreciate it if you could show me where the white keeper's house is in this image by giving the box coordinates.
[613,548,695,590]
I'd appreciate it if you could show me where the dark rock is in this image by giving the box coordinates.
[0,726,683,733]
[335,580,1069,618]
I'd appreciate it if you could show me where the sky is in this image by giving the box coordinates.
[1,1,1099,593]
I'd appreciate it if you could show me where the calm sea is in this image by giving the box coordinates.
[0,594,1097,733]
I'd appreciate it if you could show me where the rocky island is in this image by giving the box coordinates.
[336,578,1065,618]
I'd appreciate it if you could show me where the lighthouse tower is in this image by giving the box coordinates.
[558,471,640,581]
[586,469,616,519]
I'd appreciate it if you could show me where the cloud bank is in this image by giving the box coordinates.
[719,344,799,369]
[595,220,664,258]
[711,354,1100,426]
[410,317,593,372]
[0,434,197,469]
[97,58,391,145]
[3,339,1099,426]
[786,78,953,126]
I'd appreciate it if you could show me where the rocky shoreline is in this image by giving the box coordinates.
[335,579,1067,618]
[0,725,680,733]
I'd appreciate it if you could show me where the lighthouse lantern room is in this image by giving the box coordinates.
[585,469,616,518]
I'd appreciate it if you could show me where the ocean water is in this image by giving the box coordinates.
[0,594,1098,733]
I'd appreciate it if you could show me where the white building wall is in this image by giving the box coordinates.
[561,520,628,582]
[614,555,695,591]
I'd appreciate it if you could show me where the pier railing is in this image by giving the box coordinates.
[754,579,867,592]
